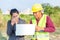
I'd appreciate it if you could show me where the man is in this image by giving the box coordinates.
[7,9,26,40]
[30,4,55,40]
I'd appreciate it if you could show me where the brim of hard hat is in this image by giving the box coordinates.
[32,8,43,12]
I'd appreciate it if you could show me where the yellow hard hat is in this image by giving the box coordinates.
[32,4,43,12]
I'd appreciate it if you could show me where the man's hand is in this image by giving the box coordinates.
[35,26,44,32]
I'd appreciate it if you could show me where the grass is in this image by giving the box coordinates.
[0,13,60,40]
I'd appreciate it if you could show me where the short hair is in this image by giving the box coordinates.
[10,8,19,16]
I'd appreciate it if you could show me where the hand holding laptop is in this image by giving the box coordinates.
[35,26,44,32]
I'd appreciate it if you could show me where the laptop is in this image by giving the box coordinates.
[15,24,35,36]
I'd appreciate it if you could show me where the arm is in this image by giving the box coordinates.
[44,16,55,32]
[7,20,14,36]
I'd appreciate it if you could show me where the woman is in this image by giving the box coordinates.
[7,9,26,40]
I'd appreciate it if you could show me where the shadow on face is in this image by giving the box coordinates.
[11,13,19,21]
[33,11,42,19]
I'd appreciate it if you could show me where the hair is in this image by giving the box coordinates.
[10,8,19,16]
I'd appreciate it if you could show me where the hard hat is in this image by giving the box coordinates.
[32,4,43,12]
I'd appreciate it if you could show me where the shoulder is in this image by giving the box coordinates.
[46,15,53,23]
[46,15,51,20]
[19,18,26,24]
[46,15,50,18]
[7,20,11,24]
[19,18,24,21]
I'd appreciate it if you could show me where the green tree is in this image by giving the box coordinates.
[42,3,54,16]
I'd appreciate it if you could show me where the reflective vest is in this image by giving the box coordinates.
[31,14,49,40]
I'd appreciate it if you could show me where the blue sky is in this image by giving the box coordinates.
[0,0,60,12]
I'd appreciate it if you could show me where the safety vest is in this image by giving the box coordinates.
[31,14,49,40]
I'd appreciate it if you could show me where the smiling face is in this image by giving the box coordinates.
[33,11,42,19]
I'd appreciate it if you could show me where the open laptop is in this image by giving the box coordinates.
[15,24,35,36]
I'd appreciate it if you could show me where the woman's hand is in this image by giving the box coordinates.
[11,17,19,26]
[35,26,44,32]
[11,18,16,26]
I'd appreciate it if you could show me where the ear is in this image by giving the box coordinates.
[18,15,19,18]
[41,10,44,13]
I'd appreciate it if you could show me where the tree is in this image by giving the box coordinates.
[42,3,54,16]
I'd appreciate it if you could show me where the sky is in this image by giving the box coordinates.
[0,0,60,13]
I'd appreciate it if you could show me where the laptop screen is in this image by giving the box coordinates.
[15,24,35,36]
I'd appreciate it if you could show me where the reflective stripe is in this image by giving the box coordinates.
[38,15,46,28]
